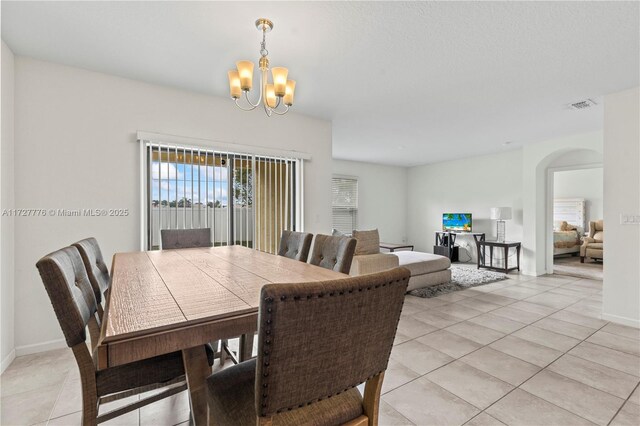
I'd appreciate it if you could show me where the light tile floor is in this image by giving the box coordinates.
[1,272,639,426]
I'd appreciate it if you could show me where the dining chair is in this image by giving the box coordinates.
[307,234,357,274]
[73,237,110,322]
[36,246,214,426]
[206,267,410,426]
[277,230,313,262]
[161,228,213,249]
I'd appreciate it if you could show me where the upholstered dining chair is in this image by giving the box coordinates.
[206,267,410,426]
[308,234,358,274]
[277,230,313,262]
[36,246,214,426]
[161,228,213,249]
[73,238,110,322]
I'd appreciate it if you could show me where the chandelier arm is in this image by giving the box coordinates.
[270,105,290,116]
[242,89,262,108]
[234,98,259,111]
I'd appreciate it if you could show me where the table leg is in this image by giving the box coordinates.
[504,246,509,273]
[182,346,211,425]
[517,244,521,271]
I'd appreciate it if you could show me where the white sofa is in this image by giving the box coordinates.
[350,251,451,291]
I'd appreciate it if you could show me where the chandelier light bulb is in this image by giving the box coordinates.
[284,80,296,106]
[271,67,289,97]
[228,70,242,99]
[236,61,254,91]
[265,84,277,108]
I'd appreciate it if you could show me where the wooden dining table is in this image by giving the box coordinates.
[96,245,347,425]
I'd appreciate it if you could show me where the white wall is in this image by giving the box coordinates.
[407,149,524,263]
[554,168,604,225]
[332,159,408,243]
[13,57,332,352]
[602,87,640,327]
[1,41,16,371]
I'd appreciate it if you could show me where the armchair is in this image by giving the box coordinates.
[581,220,603,263]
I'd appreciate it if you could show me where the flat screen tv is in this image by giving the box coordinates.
[442,213,472,232]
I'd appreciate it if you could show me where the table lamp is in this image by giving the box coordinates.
[490,207,512,243]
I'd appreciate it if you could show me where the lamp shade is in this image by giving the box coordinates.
[284,80,296,106]
[271,67,288,97]
[490,207,512,220]
[228,71,241,99]
[236,61,254,91]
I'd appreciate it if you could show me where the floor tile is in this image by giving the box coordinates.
[521,369,624,425]
[0,383,61,425]
[455,297,502,313]
[140,391,190,426]
[404,295,451,309]
[508,300,558,316]
[569,342,640,377]
[492,286,542,300]
[393,331,412,346]
[490,335,563,367]
[630,385,640,406]
[547,354,639,399]
[587,331,640,356]
[426,361,513,409]
[0,360,70,397]
[445,321,505,345]
[467,313,526,334]
[412,310,461,329]
[432,304,484,321]
[397,316,439,339]
[601,323,640,340]
[472,293,518,306]
[548,309,608,329]
[381,359,421,394]
[378,400,415,425]
[460,347,540,386]
[47,411,82,426]
[463,412,505,426]
[416,330,482,358]
[390,340,454,375]
[50,376,82,419]
[433,292,472,302]
[383,377,479,426]
[564,303,603,319]
[471,281,513,293]
[486,388,596,426]
[533,317,596,340]
[524,292,580,309]
[512,325,581,352]
[610,401,640,426]
[490,306,547,324]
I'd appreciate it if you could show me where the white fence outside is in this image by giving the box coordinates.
[150,206,254,247]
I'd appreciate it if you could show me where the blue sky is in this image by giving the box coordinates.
[151,162,228,205]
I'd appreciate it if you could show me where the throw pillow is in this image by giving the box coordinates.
[353,229,380,255]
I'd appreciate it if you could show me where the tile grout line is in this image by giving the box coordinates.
[607,381,640,426]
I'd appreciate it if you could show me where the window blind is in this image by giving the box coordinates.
[332,176,358,235]
[142,142,303,253]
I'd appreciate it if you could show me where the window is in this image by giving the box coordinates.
[332,176,358,235]
[142,141,304,253]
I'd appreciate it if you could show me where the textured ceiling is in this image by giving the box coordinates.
[2,1,638,166]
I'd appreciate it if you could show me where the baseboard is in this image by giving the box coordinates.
[15,338,66,357]
[601,312,640,328]
[1,349,16,374]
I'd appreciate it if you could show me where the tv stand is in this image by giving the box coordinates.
[434,231,485,262]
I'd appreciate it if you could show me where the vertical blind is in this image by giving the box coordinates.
[142,142,304,253]
[331,176,358,235]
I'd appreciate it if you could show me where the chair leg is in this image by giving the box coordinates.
[363,372,384,426]
[72,344,98,426]
[239,334,254,362]
[580,256,585,263]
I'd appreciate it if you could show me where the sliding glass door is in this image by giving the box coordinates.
[145,144,302,253]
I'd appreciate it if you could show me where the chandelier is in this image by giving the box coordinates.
[227,18,295,116]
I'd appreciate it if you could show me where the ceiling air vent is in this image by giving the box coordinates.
[568,99,597,110]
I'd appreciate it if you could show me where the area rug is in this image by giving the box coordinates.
[409,266,508,298]
[554,256,603,280]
